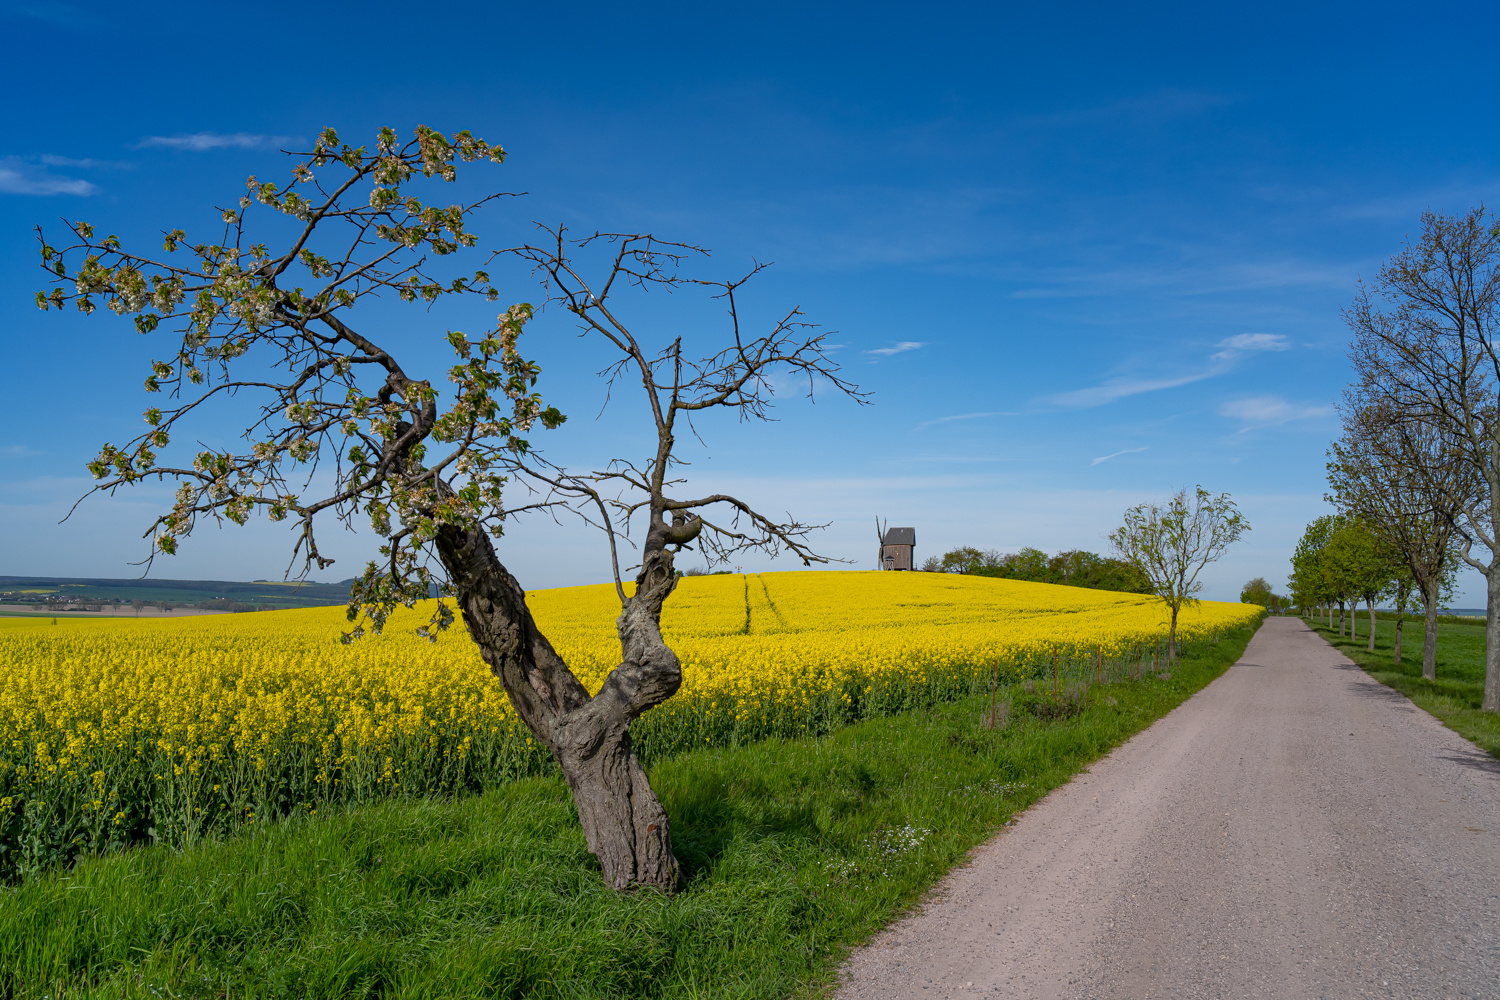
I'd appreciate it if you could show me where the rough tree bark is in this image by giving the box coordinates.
[434,519,693,887]
[1421,583,1440,681]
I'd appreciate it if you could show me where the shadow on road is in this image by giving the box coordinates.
[1439,747,1500,778]
[1344,676,1418,710]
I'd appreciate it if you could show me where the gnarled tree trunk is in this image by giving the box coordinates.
[435,518,692,891]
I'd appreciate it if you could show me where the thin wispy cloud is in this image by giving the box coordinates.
[1212,332,1289,360]
[1090,446,1147,466]
[0,158,96,196]
[1052,331,1295,408]
[1052,371,1217,408]
[1219,396,1335,427]
[915,410,1018,430]
[135,133,297,152]
[864,341,926,357]
[38,153,126,169]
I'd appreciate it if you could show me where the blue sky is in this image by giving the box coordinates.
[2,0,1498,604]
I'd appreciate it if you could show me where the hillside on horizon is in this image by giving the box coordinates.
[0,576,353,610]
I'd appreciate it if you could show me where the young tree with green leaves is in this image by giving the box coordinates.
[1325,519,1395,651]
[1321,518,1354,637]
[1240,577,1281,611]
[1108,486,1250,664]
[34,125,862,891]
[1289,515,1339,624]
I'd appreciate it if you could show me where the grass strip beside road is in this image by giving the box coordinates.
[1306,616,1500,758]
[1,623,1259,1000]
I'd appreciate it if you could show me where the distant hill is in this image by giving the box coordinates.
[0,576,353,610]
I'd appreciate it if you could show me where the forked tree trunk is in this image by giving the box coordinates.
[1394,615,1403,665]
[435,521,689,890]
[1338,601,1346,637]
[1367,599,1376,653]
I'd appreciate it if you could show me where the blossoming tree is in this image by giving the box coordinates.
[35,125,861,891]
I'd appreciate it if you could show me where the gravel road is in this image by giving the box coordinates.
[834,615,1500,999]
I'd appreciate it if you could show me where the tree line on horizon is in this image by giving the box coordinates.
[1290,205,1499,710]
[921,545,1155,594]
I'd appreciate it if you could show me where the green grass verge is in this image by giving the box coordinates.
[1306,615,1500,757]
[0,623,1259,999]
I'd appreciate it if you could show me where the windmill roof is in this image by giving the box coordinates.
[882,527,916,546]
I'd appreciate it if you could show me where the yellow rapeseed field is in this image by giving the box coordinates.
[0,571,1258,876]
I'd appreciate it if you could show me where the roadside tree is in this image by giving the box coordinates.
[1329,519,1395,651]
[1319,518,1390,643]
[1108,486,1250,665]
[1326,401,1466,677]
[34,125,862,891]
[1240,577,1281,611]
[1382,567,1420,666]
[1289,515,1339,624]
[1347,206,1500,710]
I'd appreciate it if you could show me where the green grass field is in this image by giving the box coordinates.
[1306,614,1500,757]
[0,623,1259,999]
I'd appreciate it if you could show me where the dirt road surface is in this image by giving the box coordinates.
[834,616,1500,999]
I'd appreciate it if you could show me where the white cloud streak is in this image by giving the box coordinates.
[1219,396,1335,426]
[863,341,927,357]
[135,133,297,151]
[1090,446,1148,466]
[1052,331,1295,408]
[1052,371,1218,408]
[915,410,1017,430]
[1212,332,1289,360]
[0,159,96,196]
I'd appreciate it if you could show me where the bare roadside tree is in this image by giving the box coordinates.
[1108,486,1250,665]
[1346,206,1500,710]
[35,125,862,891]
[1326,402,1465,679]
